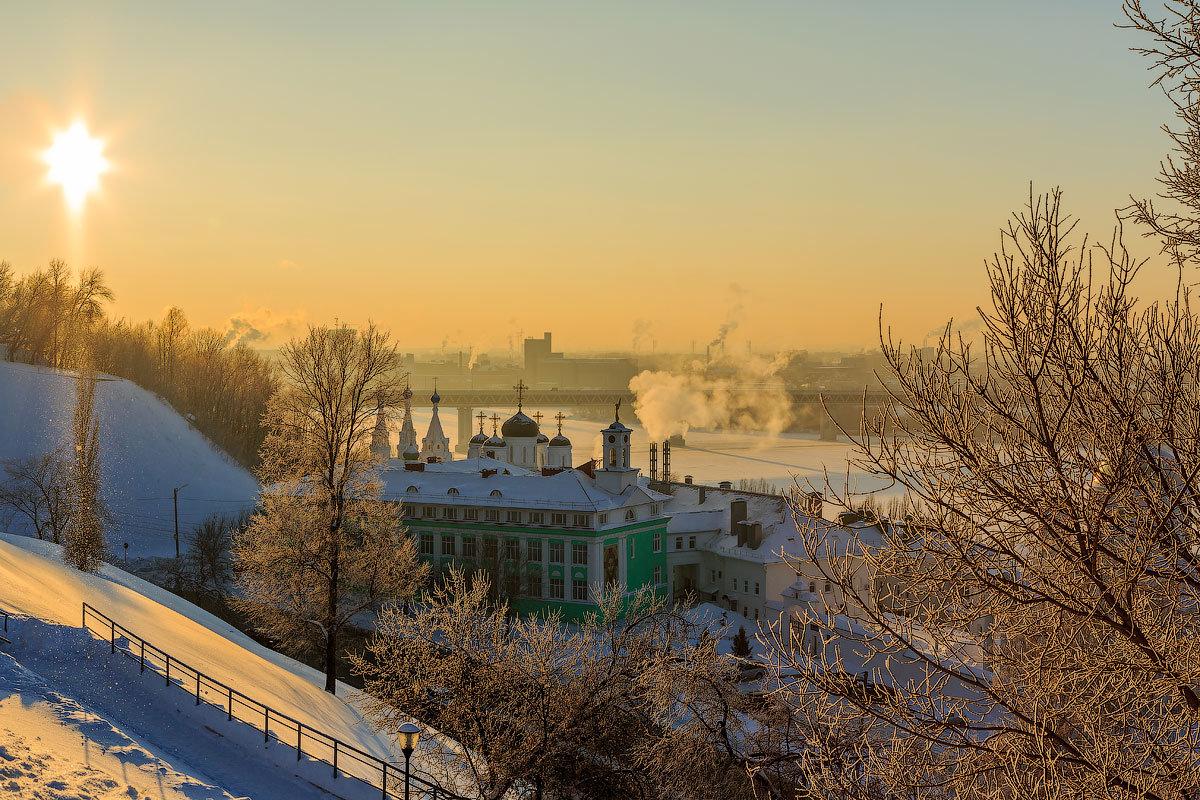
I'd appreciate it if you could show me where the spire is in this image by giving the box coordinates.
[370,395,390,460]
[419,379,450,462]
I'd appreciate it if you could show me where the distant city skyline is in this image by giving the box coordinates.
[0,1,1181,351]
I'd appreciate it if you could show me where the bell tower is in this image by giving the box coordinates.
[595,400,637,494]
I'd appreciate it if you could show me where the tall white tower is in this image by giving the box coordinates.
[595,401,638,494]
[397,385,417,456]
[369,398,391,461]
[419,383,452,463]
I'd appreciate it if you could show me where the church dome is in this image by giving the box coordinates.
[402,443,420,461]
[486,434,507,447]
[430,391,441,404]
[470,430,489,444]
[549,434,572,447]
[604,420,631,433]
[537,432,549,444]
[501,411,539,439]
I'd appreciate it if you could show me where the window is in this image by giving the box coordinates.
[628,538,635,558]
[441,507,456,520]
[744,580,749,593]
[824,581,831,593]
[652,503,659,515]
[504,571,520,597]
[528,539,542,562]
[598,513,608,525]
[505,538,520,561]
[754,582,760,595]
[572,542,588,565]
[754,608,759,620]
[528,571,543,597]
[551,513,567,526]
[406,486,418,494]
[483,538,498,560]
[711,570,717,583]
[550,576,564,599]
[506,510,522,523]
[489,489,503,498]
[653,531,662,552]
[485,509,500,522]
[441,536,455,556]
[463,509,478,521]
[809,581,816,593]
[422,506,435,518]
[549,541,565,563]
[718,570,722,579]
[675,537,683,551]
[462,537,477,558]
[447,488,459,495]
[419,533,433,555]
[573,514,588,528]
[529,512,544,524]
[688,536,696,549]
[625,509,636,522]
[653,565,663,584]
[572,578,588,601]
[731,578,736,590]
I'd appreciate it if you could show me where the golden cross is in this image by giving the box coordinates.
[490,413,501,435]
[513,379,528,410]
[555,411,566,435]
[476,409,487,433]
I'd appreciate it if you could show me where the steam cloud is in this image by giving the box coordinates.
[629,351,795,441]
[223,307,306,347]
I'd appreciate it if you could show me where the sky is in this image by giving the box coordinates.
[0,1,1181,354]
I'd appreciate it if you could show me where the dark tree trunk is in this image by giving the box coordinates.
[325,542,340,694]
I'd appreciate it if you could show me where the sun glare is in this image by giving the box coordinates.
[43,121,109,212]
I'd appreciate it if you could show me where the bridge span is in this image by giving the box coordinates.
[408,388,895,450]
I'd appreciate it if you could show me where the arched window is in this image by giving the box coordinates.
[447,488,459,495]
[406,486,419,493]
[490,489,503,498]
[609,450,617,467]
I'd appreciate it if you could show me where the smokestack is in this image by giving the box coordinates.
[662,440,671,484]
[649,442,658,482]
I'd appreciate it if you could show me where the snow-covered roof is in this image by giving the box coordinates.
[381,461,670,513]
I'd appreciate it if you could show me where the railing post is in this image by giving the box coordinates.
[165,654,171,686]
[228,686,233,721]
[332,739,338,779]
[381,763,387,799]
[110,620,115,654]
[264,707,270,743]
[297,722,303,760]
[140,640,145,673]
[196,671,201,705]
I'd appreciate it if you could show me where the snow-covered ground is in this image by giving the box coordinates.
[0,362,259,560]
[0,534,452,799]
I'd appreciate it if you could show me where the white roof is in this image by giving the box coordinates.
[381,461,670,513]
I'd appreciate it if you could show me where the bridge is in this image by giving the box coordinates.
[409,388,895,449]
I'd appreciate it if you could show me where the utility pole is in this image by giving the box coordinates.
[173,484,189,592]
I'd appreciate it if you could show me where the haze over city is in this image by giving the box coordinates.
[0,1,1180,352]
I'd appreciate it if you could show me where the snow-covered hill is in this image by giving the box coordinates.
[0,534,449,799]
[0,361,259,559]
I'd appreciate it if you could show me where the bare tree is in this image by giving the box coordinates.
[63,371,106,571]
[186,510,248,598]
[0,450,73,543]
[353,571,791,800]
[232,323,425,694]
[773,190,1200,799]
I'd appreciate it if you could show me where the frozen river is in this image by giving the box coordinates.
[406,406,904,500]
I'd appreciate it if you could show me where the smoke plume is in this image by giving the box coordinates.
[629,351,795,441]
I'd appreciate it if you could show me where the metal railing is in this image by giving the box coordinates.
[0,607,9,645]
[81,602,462,799]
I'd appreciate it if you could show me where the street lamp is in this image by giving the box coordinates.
[398,721,420,800]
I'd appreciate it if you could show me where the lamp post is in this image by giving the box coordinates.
[398,722,420,800]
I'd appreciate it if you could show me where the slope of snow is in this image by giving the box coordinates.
[0,534,452,797]
[0,361,259,559]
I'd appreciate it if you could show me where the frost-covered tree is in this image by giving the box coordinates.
[233,323,425,694]
[63,371,106,571]
[774,191,1200,799]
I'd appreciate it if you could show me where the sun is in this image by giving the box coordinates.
[43,121,109,212]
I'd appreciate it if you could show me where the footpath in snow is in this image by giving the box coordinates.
[0,534,456,799]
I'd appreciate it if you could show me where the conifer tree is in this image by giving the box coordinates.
[62,371,106,571]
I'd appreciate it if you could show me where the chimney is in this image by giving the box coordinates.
[719,480,733,490]
[736,521,747,548]
[748,522,763,549]
[684,475,694,485]
[730,498,747,537]
[698,486,706,505]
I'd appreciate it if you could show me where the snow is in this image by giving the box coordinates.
[0,534,455,799]
[0,362,260,560]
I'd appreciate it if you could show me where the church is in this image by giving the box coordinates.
[372,383,670,621]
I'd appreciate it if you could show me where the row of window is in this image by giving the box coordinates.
[418,533,591,565]
[404,503,659,528]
